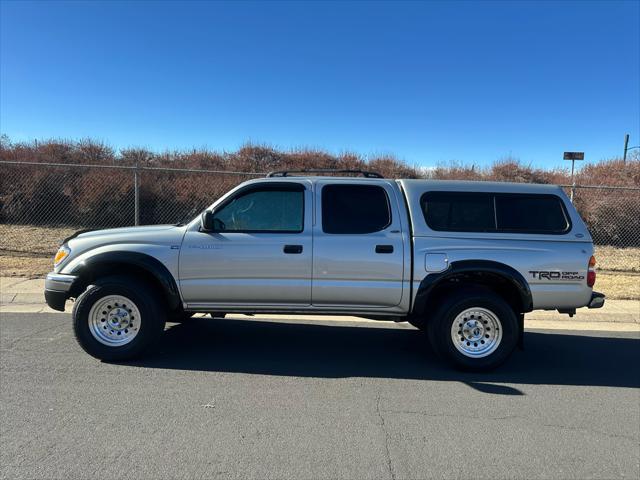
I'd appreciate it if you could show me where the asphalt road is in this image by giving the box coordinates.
[1,313,639,480]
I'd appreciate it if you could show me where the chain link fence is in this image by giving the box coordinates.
[1,160,639,272]
[0,161,259,256]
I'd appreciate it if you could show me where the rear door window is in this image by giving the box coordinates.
[322,184,391,234]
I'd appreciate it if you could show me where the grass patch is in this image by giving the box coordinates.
[0,253,52,279]
[594,272,639,300]
[594,246,640,273]
[0,224,78,255]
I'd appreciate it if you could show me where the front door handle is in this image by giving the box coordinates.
[375,245,394,254]
[283,244,303,254]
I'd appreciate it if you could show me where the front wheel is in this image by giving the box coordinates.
[72,275,166,361]
[427,290,519,371]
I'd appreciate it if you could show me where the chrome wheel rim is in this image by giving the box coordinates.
[88,295,141,347]
[450,307,502,358]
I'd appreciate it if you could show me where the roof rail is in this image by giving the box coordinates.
[266,169,384,179]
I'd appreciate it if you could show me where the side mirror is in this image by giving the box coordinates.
[200,210,215,232]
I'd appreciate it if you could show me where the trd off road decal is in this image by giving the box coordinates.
[529,271,585,281]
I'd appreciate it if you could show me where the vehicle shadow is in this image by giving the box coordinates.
[121,317,640,393]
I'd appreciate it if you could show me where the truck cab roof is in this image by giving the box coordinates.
[248,174,567,196]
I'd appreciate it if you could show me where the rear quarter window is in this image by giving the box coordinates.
[495,194,570,233]
[423,192,494,232]
[420,191,571,234]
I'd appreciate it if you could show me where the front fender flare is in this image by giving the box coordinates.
[68,251,181,310]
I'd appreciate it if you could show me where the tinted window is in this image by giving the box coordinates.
[421,192,570,234]
[495,195,569,233]
[213,188,303,232]
[421,192,495,232]
[322,184,391,234]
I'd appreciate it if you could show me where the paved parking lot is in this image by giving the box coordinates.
[1,313,639,479]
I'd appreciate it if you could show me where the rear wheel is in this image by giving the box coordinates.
[72,275,166,361]
[427,289,518,371]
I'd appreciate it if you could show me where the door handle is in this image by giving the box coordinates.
[283,244,303,254]
[375,245,394,254]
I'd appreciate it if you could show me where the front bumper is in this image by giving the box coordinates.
[587,291,605,309]
[44,273,78,311]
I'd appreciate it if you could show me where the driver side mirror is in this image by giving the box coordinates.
[200,210,215,232]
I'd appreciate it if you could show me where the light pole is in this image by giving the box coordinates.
[623,134,639,163]
[563,152,584,202]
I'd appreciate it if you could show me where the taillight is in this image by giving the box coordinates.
[587,255,596,287]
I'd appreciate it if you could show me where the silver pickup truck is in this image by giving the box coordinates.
[45,169,604,370]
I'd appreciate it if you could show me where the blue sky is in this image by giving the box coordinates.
[1,0,638,168]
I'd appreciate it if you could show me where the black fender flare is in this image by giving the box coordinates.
[69,251,181,310]
[413,259,533,315]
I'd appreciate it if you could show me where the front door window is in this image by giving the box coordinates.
[213,188,304,233]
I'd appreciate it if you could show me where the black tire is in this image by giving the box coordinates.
[426,289,519,371]
[72,275,166,361]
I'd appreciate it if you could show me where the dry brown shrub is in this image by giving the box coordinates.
[1,137,638,248]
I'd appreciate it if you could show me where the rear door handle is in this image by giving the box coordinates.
[283,244,303,254]
[375,245,394,254]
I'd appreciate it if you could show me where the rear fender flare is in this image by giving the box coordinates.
[413,260,533,315]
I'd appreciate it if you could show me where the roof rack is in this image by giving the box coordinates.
[266,169,384,179]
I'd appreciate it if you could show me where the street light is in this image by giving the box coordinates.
[623,134,640,162]
[563,152,584,202]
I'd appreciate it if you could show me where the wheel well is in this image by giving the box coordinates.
[422,271,526,315]
[70,262,178,312]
